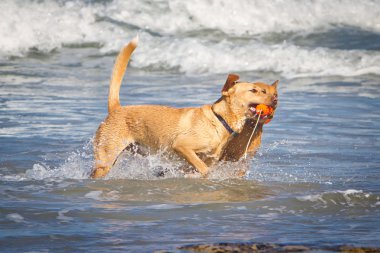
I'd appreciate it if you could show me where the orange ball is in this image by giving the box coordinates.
[256,104,271,116]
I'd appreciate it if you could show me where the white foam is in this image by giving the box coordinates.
[6,213,25,223]
[0,174,28,182]
[296,189,378,209]
[0,0,117,57]
[257,213,279,219]
[84,190,120,201]
[297,194,327,204]
[297,190,366,203]
[107,0,380,35]
[84,190,103,200]
[57,209,74,222]
[130,34,380,78]
[1,0,380,78]
[148,204,181,210]
[337,189,364,205]
[338,189,363,195]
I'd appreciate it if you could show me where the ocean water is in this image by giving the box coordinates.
[1,0,380,252]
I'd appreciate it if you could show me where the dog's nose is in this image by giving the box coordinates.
[272,96,278,106]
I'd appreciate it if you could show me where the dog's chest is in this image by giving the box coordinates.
[198,133,231,162]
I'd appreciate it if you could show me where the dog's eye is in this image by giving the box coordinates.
[262,89,267,94]
[250,88,258,93]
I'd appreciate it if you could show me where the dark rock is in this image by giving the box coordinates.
[177,242,380,253]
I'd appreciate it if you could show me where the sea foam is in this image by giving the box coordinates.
[131,34,380,78]
[296,189,380,209]
[1,0,380,77]
[6,213,25,223]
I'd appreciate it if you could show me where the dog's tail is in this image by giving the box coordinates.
[108,36,139,113]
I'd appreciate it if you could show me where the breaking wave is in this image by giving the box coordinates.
[1,0,380,78]
[296,189,380,210]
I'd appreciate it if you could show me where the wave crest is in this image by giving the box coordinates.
[1,0,380,78]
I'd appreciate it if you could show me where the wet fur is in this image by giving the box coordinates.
[91,37,278,178]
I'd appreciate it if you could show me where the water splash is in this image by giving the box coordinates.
[25,141,94,181]
[24,140,248,181]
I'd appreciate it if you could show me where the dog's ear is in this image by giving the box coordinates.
[271,80,279,89]
[221,74,240,95]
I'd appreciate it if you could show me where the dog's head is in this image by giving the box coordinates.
[221,74,279,120]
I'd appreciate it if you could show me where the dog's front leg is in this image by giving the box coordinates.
[173,143,209,177]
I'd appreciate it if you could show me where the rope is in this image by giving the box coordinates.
[244,111,262,160]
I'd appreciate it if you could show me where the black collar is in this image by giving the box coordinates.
[211,108,239,137]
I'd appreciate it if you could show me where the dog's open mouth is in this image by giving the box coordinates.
[248,103,259,115]
[247,103,275,120]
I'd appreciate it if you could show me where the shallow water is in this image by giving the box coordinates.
[1,0,380,252]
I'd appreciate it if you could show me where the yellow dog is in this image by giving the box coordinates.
[91,37,278,178]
